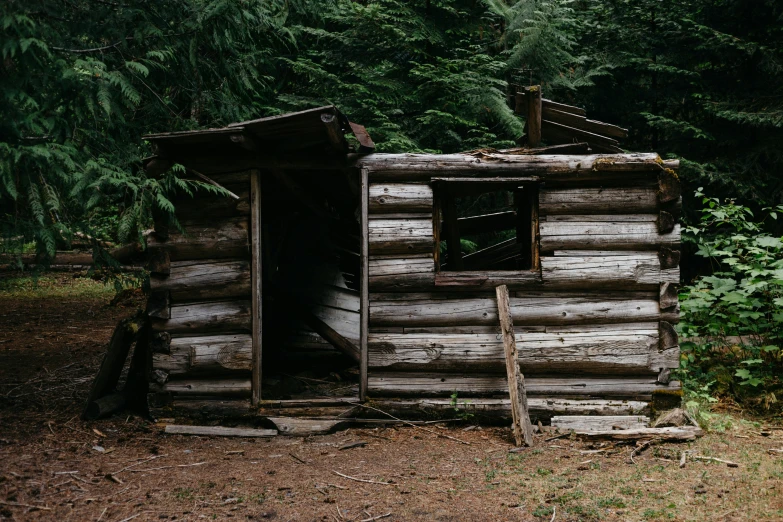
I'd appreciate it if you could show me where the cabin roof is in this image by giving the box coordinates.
[143,106,375,169]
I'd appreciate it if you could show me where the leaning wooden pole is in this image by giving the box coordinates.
[495,284,534,446]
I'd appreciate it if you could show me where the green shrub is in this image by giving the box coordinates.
[679,189,783,410]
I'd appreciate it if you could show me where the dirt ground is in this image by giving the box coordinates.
[1,273,783,522]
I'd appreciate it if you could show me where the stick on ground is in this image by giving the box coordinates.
[332,471,393,485]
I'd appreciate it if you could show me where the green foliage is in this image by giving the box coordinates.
[679,190,783,410]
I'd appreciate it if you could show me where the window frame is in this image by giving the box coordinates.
[433,178,540,277]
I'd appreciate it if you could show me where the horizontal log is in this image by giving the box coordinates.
[152,300,252,334]
[151,378,251,397]
[367,373,681,399]
[540,219,680,251]
[368,328,666,374]
[147,218,249,261]
[434,271,541,290]
[164,425,277,437]
[373,397,649,420]
[356,153,667,182]
[551,415,649,431]
[369,184,433,213]
[541,254,680,289]
[153,334,252,376]
[540,187,658,215]
[369,218,433,255]
[369,255,434,276]
[541,107,628,139]
[369,294,661,327]
[150,260,251,301]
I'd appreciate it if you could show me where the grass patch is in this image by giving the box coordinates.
[0,275,127,299]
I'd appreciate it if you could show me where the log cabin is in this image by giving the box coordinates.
[139,100,682,423]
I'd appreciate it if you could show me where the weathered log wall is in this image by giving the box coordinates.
[148,171,255,408]
[362,153,682,401]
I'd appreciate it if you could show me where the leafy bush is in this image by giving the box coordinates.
[679,189,783,410]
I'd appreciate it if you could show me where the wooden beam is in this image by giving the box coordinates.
[441,186,464,270]
[542,98,586,116]
[542,107,628,139]
[250,169,263,405]
[542,120,621,150]
[360,168,370,401]
[526,86,543,147]
[165,425,277,437]
[496,285,533,446]
[300,309,360,363]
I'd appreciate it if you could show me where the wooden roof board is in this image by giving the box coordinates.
[142,106,361,159]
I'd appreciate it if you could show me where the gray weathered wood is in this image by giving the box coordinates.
[551,415,649,431]
[368,328,667,373]
[146,218,250,261]
[434,271,541,290]
[658,247,681,269]
[267,417,345,436]
[540,187,658,215]
[250,170,262,405]
[496,285,533,446]
[369,183,433,213]
[660,282,679,310]
[153,300,252,334]
[541,254,679,289]
[151,378,252,397]
[573,426,702,441]
[165,425,277,437]
[368,218,433,255]
[360,168,370,401]
[367,373,681,398]
[540,219,680,251]
[150,260,251,301]
[542,120,621,150]
[374,397,649,419]
[153,335,252,376]
[369,294,661,327]
[355,153,670,182]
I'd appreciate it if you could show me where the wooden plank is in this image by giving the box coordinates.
[540,187,658,215]
[369,183,433,213]
[267,417,345,436]
[551,415,649,431]
[374,397,649,419]
[542,107,628,139]
[360,168,370,401]
[542,98,586,116]
[368,218,433,255]
[542,120,621,149]
[574,426,702,441]
[367,373,681,398]
[150,260,251,301]
[153,300,252,334]
[496,285,533,446]
[151,378,252,397]
[369,294,661,327]
[540,220,680,251]
[153,335,252,376]
[526,86,542,147]
[300,310,360,362]
[541,254,679,289]
[368,328,663,374]
[165,425,277,437]
[434,271,541,289]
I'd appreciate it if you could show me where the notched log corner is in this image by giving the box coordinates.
[658,247,680,269]
[657,211,676,234]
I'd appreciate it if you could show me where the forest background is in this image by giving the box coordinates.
[2,0,783,412]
